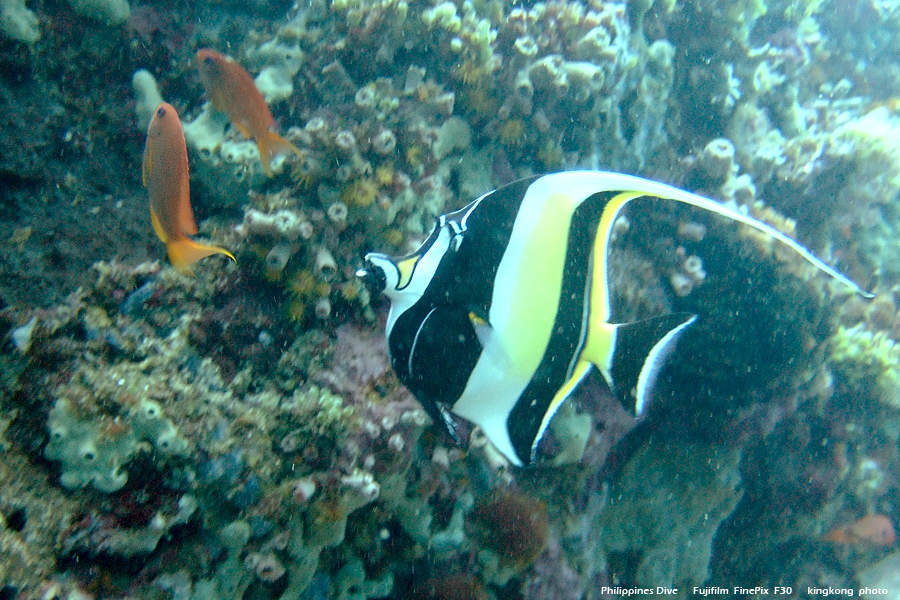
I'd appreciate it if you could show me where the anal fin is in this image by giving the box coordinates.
[150,208,168,243]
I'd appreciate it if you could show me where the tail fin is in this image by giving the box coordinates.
[167,237,235,276]
[608,312,697,415]
[256,130,303,177]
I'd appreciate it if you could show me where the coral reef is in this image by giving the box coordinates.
[0,441,79,596]
[67,0,130,24]
[44,396,188,493]
[829,323,900,408]
[0,0,39,43]
[599,442,744,589]
[468,490,550,571]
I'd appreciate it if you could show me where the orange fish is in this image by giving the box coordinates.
[196,48,302,176]
[143,102,235,275]
[825,514,896,546]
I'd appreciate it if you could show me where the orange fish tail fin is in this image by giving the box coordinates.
[256,130,303,177]
[167,237,236,276]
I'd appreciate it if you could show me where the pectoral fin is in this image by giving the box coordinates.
[467,309,512,373]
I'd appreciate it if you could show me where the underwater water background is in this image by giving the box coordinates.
[2,0,900,598]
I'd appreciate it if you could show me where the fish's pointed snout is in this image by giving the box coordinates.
[357,256,387,295]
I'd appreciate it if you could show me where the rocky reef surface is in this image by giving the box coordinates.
[2,0,900,598]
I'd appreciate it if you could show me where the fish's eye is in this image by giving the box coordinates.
[204,56,215,65]
[156,106,166,118]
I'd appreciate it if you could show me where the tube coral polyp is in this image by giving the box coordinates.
[499,118,527,147]
[343,177,379,208]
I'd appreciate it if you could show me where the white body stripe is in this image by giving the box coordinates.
[409,307,438,376]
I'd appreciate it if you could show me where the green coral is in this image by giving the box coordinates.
[830,324,900,407]
[714,0,767,44]
[288,385,355,431]
[315,387,354,429]
[783,0,827,22]
[44,399,135,493]
[44,397,189,493]
[132,399,190,456]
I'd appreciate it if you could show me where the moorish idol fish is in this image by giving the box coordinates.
[143,102,235,275]
[196,49,303,177]
[358,171,872,467]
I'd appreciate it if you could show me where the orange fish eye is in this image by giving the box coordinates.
[156,106,167,118]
